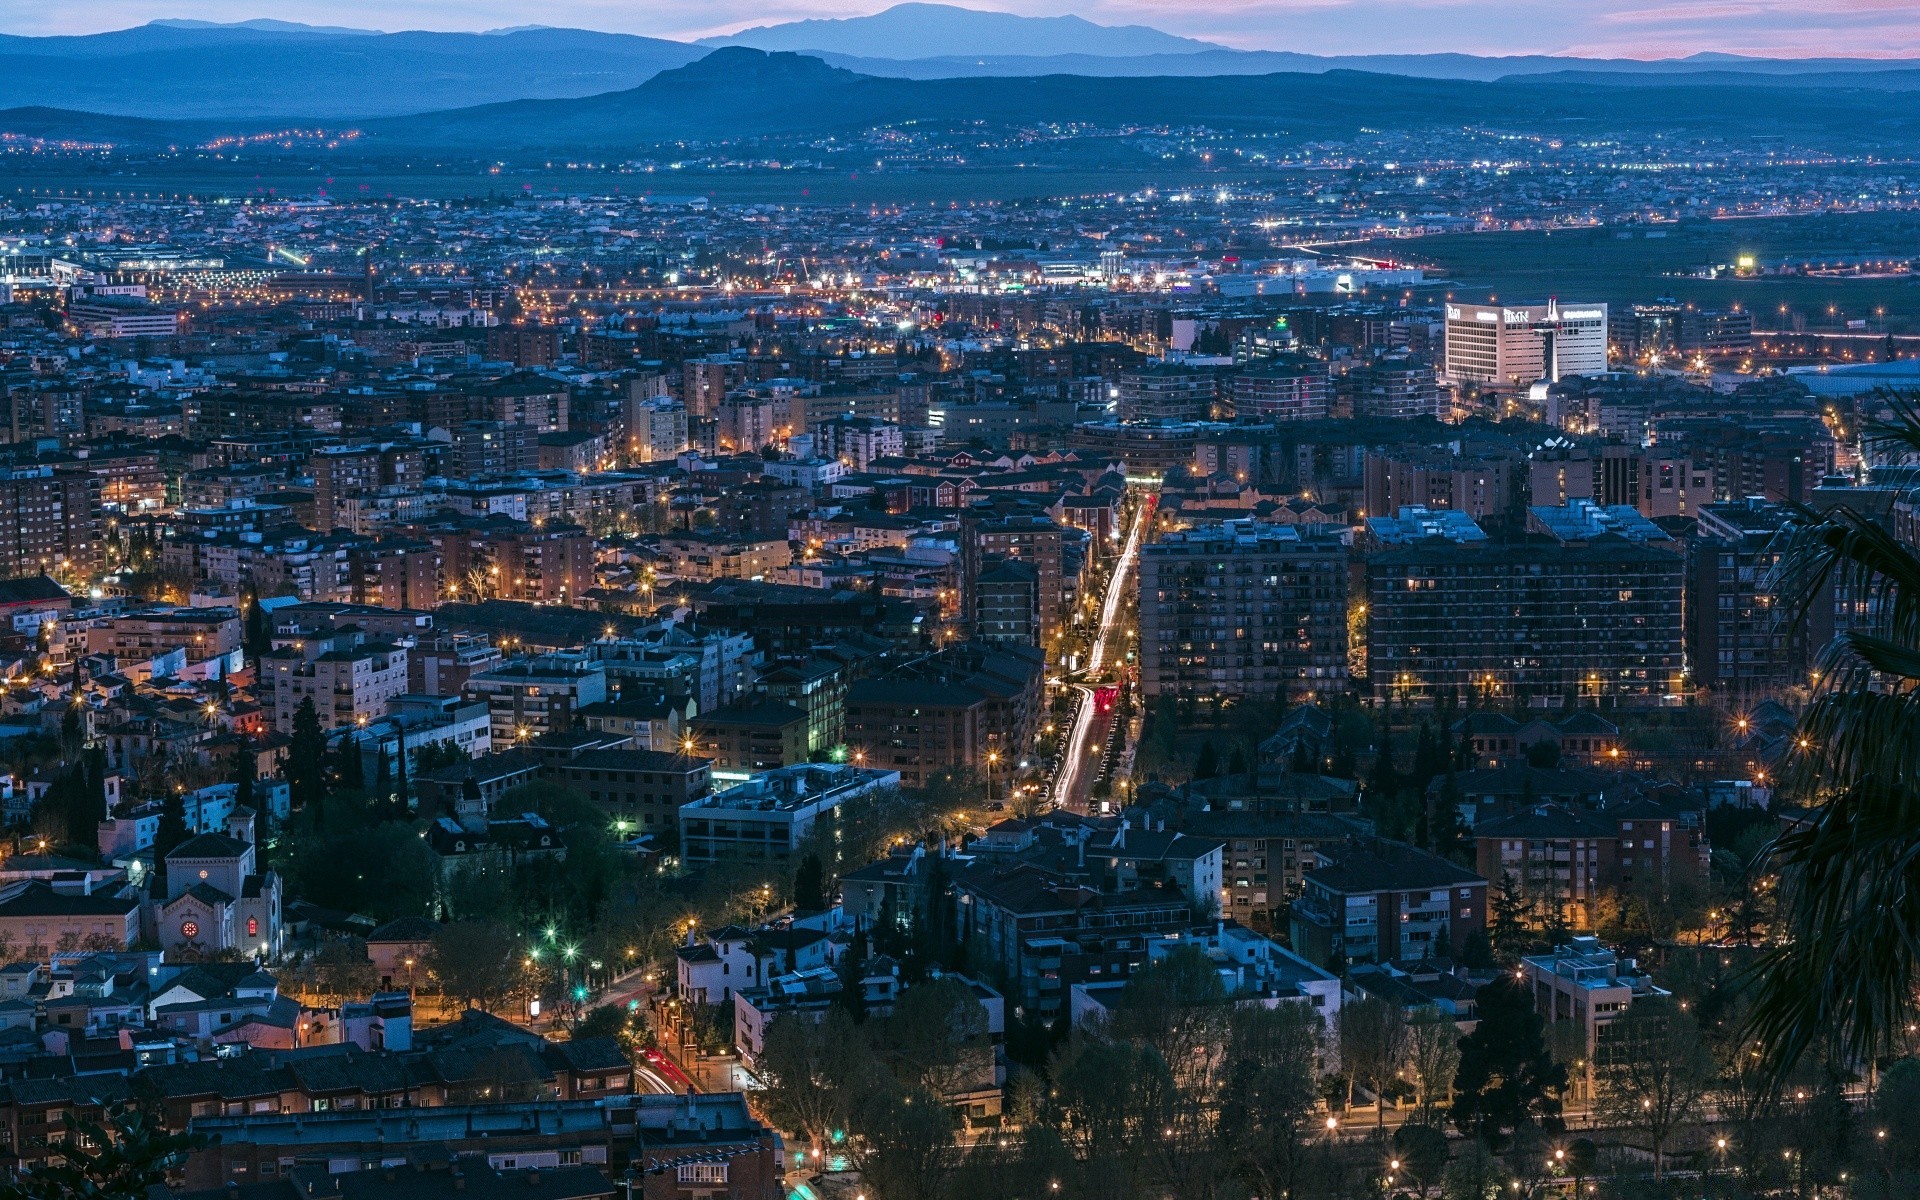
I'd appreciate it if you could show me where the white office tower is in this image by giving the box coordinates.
[1444,300,1608,390]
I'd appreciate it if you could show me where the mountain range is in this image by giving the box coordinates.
[13,46,1920,154]
[5,5,1920,120]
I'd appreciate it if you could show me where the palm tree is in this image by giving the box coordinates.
[1747,394,1920,1085]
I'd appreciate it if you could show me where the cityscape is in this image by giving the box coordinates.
[0,4,1919,1199]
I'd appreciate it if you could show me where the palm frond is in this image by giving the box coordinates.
[1860,389,1920,463]
[1772,504,1920,655]
[1746,685,1920,1087]
[1747,428,1920,1087]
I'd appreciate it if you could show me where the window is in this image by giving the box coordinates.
[677,1163,729,1184]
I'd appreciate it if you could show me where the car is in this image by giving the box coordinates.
[985,801,1006,812]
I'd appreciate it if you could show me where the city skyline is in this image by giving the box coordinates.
[10,0,1920,61]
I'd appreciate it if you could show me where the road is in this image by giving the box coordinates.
[1051,495,1151,811]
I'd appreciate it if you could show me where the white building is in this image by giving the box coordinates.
[678,763,902,865]
[1521,935,1670,1090]
[1069,921,1341,1038]
[1443,301,1608,391]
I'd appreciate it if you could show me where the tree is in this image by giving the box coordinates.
[1488,872,1533,963]
[1563,1137,1598,1199]
[1748,406,1920,1083]
[760,1006,867,1156]
[335,733,365,793]
[412,739,470,774]
[228,747,255,818]
[0,1102,207,1200]
[286,696,329,815]
[847,1079,961,1200]
[869,977,991,1100]
[242,595,270,661]
[305,938,377,1006]
[1595,999,1717,1180]
[150,787,190,892]
[1405,1006,1463,1127]
[427,920,522,1013]
[1441,1136,1509,1200]
[1451,977,1565,1148]
[1193,740,1219,780]
[1222,1003,1325,1200]
[792,852,827,913]
[571,1004,631,1043]
[1338,995,1408,1126]
[1050,1036,1162,1198]
[1392,1121,1451,1196]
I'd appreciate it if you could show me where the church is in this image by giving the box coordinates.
[155,810,283,961]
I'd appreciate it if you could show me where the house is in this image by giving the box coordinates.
[365,916,436,992]
[1288,838,1487,968]
[0,881,139,960]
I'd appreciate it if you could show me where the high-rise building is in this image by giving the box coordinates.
[624,396,688,463]
[1444,301,1608,390]
[1686,499,1826,702]
[445,422,535,480]
[1230,359,1331,422]
[1343,358,1442,420]
[1138,521,1349,701]
[974,558,1042,647]
[0,463,100,580]
[483,325,561,368]
[1116,365,1217,422]
[1365,539,1685,707]
[310,442,427,532]
[967,514,1066,642]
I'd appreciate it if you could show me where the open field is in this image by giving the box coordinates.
[1364,211,1920,333]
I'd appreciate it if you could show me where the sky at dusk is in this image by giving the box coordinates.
[4,0,1916,59]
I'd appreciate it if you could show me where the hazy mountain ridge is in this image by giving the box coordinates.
[0,24,701,118]
[5,9,1920,131]
[702,2,1221,58]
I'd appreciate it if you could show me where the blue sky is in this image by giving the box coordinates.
[6,0,1915,58]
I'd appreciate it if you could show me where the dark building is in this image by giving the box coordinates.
[542,748,713,835]
[1365,539,1686,707]
[1686,498,1827,701]
[973,558,1042,647]
[842,643,1045,788]
[1116,365,1218,423]
[689,702,810,774]
[1138,522,1348,701]
[486,324,563,368]
[1289,838,1488,967]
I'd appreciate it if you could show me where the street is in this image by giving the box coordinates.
[1050,493,1151,812]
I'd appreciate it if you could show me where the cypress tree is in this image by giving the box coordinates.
[152,786,190,893]
[286,696,329,814]
[1194,740,1219,780]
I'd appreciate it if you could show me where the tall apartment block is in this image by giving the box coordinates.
[1365,539,1685,707]
[1138,521,1349,701]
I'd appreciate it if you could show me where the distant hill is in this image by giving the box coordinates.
[3,15,1920,122]
[354,48,1920,151]
[9,48,1920,153]
[1501,67,1920,91]
[704,2,1220,58]
[148,17,381,35]
[0,22,701,118]
[810,47,1920,83]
